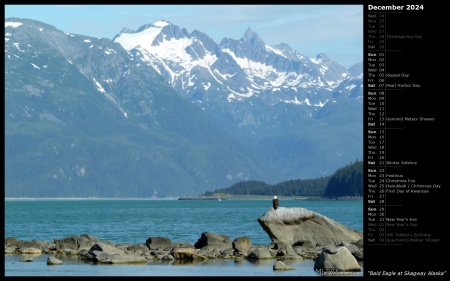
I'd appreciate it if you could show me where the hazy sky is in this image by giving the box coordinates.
[5,4,363,68]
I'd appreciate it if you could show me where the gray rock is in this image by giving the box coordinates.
[351,249,364,261]
[160,254,174,260]
[275,243,302,260]
[18,240,48,253]
[232,236,252,250]
[20,256,34,262]
[17,247,42,254]
[355,238,363,248]
[5,237,20,247]
[86,242,147,264]
[341,242,364,260]
[258,207,363,247]
[314,246,361,272]
[4,246,17,254]
[273,260,295,271]
[197,248,218,259]
[173,242,196,249]
[54,234,100,252]
[47,256,63,265]
[171,248,207,260]
[146,237,172,250]
[194,232,232,251]
[123,244,150,255]
[233,247,248,258]
[247,247,272,259]
[62,249,80,255]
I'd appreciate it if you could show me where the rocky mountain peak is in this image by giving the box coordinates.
[242,27,265,48]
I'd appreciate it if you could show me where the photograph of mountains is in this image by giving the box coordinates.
[5,8,363,198]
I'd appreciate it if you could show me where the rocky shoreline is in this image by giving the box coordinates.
[5,207,363,272]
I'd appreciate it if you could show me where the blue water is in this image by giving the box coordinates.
[4,198,363,276]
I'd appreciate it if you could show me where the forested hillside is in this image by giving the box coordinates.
[323,160,363,197]
[202,160,363,198]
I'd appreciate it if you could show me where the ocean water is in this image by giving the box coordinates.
[4,198,364,277]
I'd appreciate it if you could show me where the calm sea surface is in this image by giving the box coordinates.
[4,198,363,277]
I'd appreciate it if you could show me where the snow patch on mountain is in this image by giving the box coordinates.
[115,24,163,50]
[265,45,287,58]
[5,21,23,28]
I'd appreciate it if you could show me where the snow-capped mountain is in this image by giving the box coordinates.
[5,17,363,198]
[113,21,361,111]
[113,21,364,179]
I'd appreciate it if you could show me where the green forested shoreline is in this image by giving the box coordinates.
[201,160,363,198]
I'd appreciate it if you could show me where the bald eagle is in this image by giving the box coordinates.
[272,196,279,210]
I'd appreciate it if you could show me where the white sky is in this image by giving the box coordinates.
[5,4,363,68]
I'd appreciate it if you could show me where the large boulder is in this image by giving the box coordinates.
[314,246,361,272]
[146,237,173,250]
[14,239,47,254]
[194,232,233,251]
[5,237,21,247]
[247,247,272,259]
[257,207,362,247]
[54,234,100,253]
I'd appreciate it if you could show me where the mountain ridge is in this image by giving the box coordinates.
[5,17,363,198]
